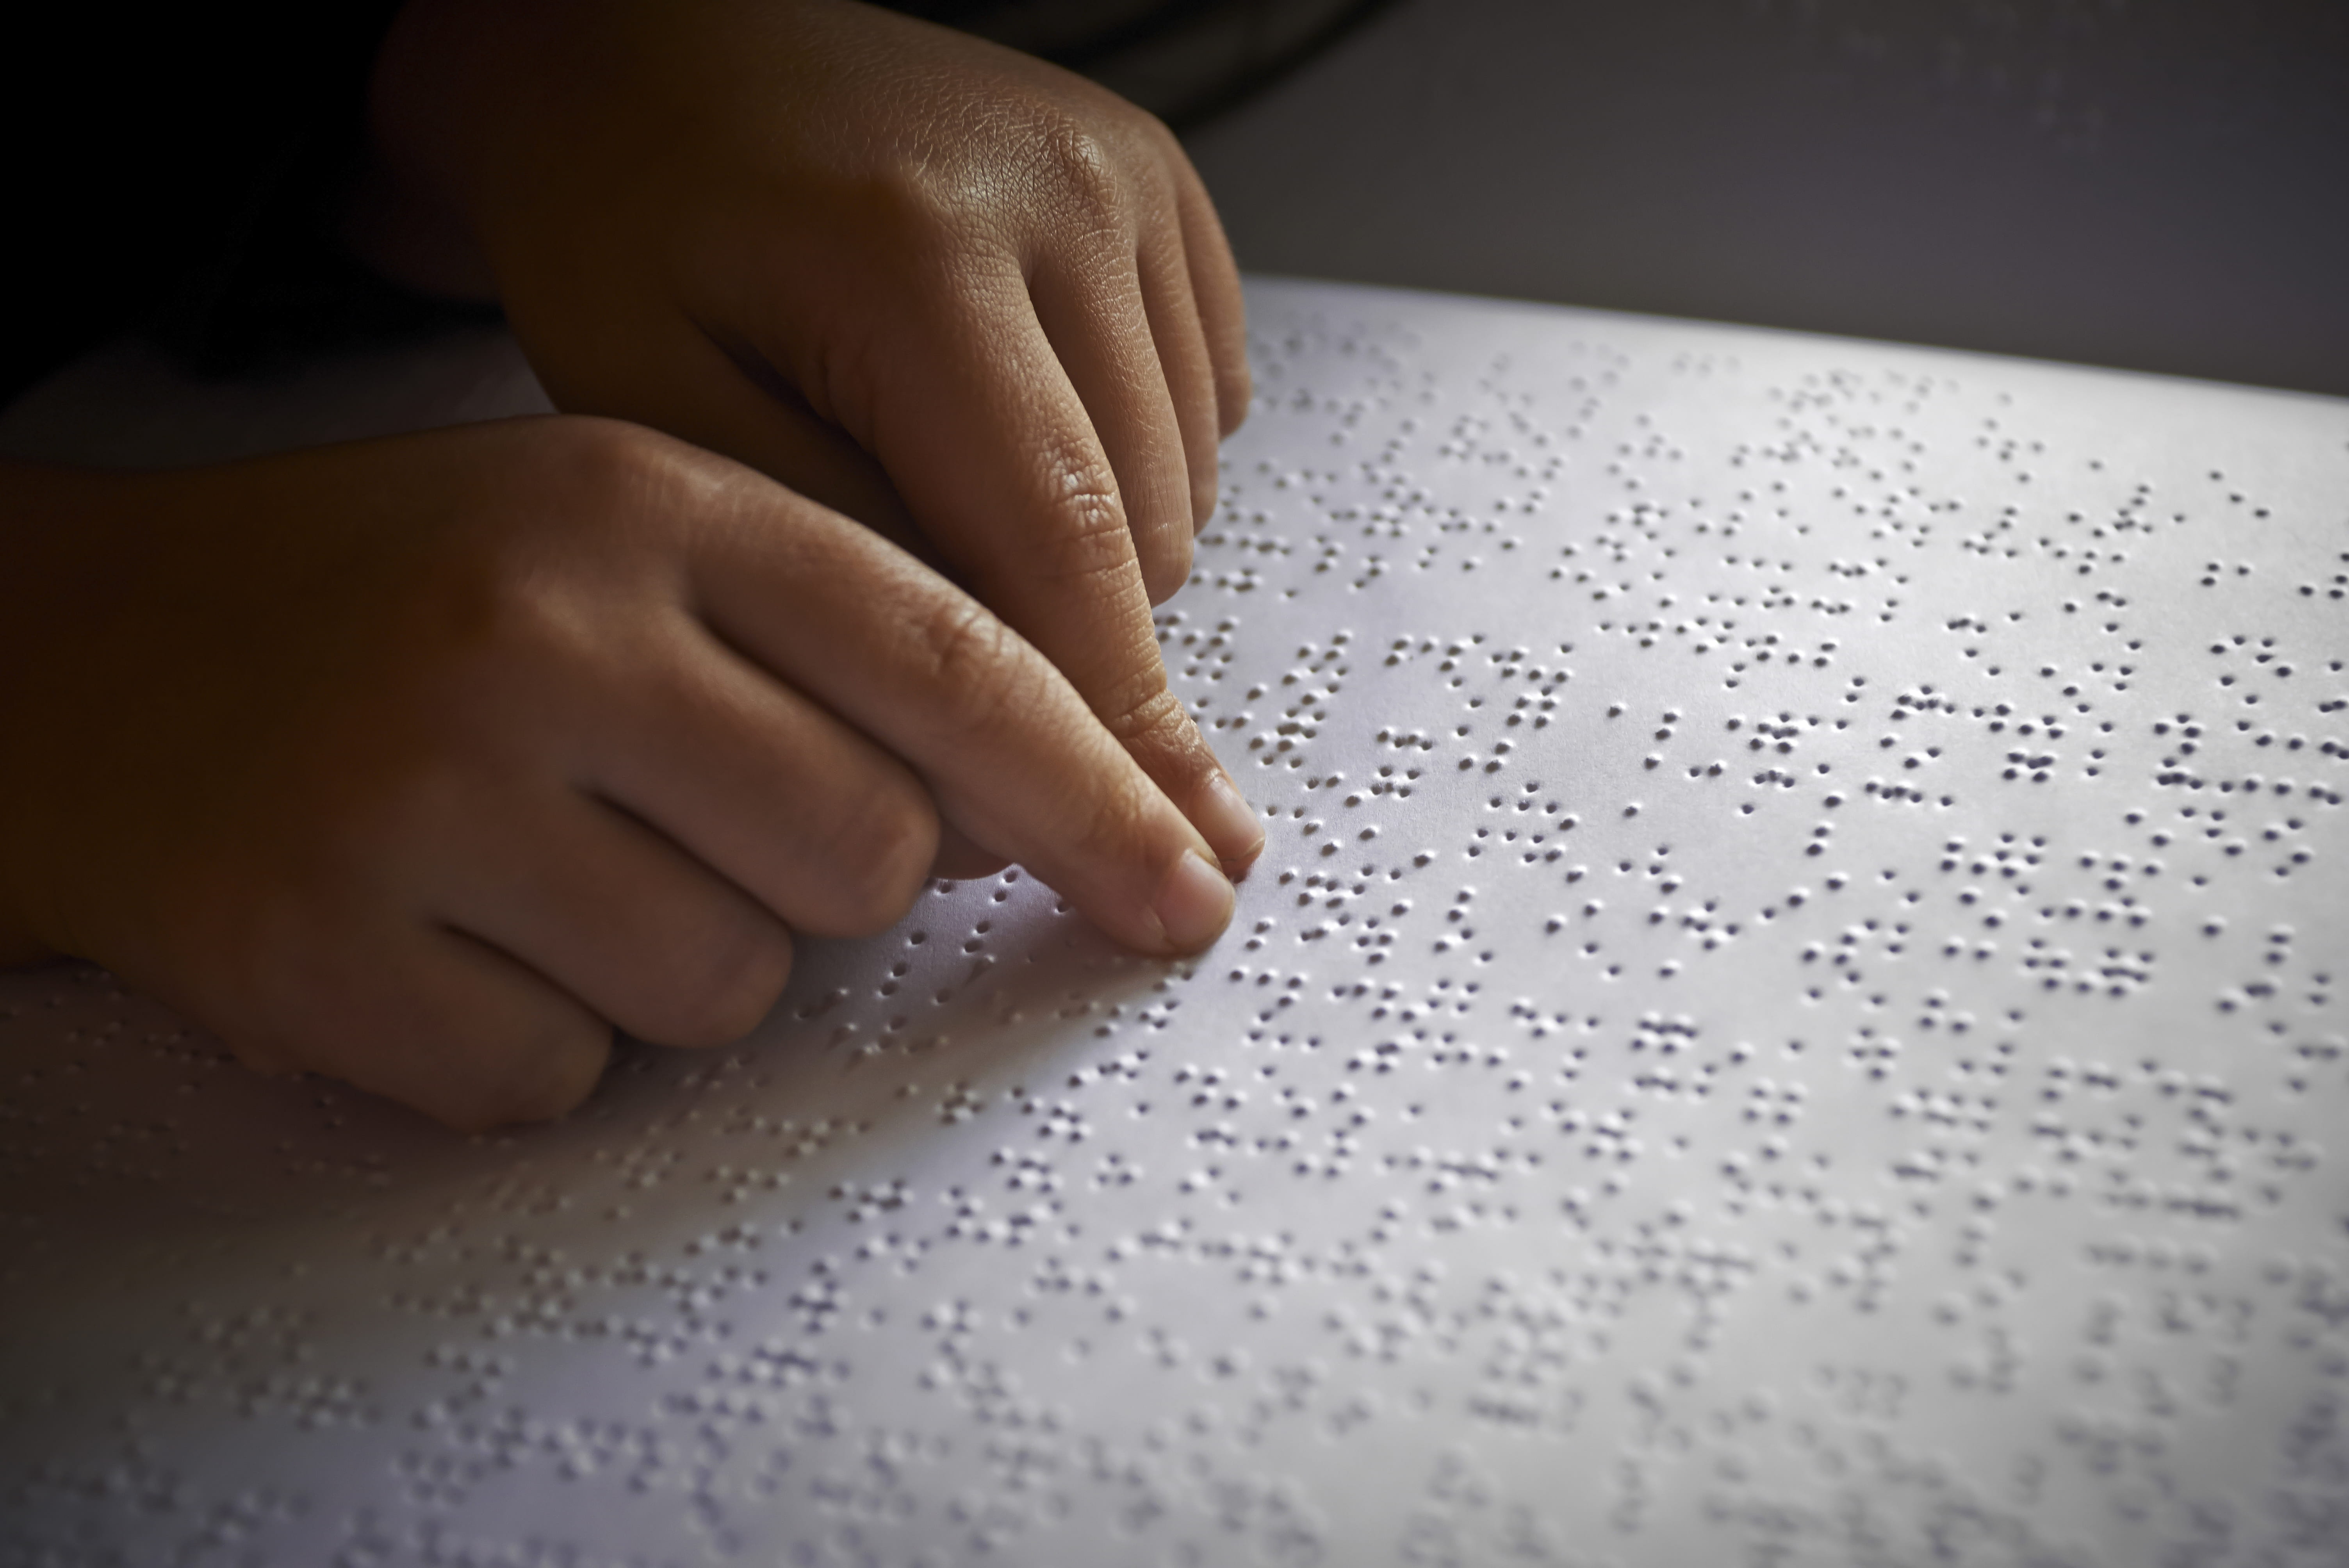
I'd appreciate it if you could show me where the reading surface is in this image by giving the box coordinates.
[3,279,2345,1566]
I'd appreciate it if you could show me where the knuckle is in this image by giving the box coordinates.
[406,426,690,725]
[430,1012,614,1132]
[418,524,576,659]
[646,910,796,1048]
[1035,119,1127,224]
[524,416,679,519]
[861,161,971,255]
[496,419,713,568]
[408,576,583,748]
[815,783,939,936]
[1098,679,1194,757]
[1031,476,1139,591]
[910,595,1022,734]
[251,920,620,1131]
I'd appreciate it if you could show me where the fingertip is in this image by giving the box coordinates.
[1150,847,1235,954]
[1139,527,1195,605]
[1217,358,1253,438]
[1190,452,1221,531]
[421,1016,614,1133]
[1191,767,1266,876]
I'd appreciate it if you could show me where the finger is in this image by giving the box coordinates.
[1135,193,1225,532]
[933,818,1011,881]
[1028,245,1196,603]
[688,480,1244,953]
[524,305,934,562]
[399,928,616,1131]
[856,266,1265,872]
[1168,151,1252,437]
[235,917,613,1132]
[438,784,796,1049]
[587,614,942,938]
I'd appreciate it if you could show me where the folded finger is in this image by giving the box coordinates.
[854,266,1264,871]
[585,615,941,938]
[437,784,796,1049]
[533,303,932,561]
[688,483,1244,953]
[1135,196,1225,533]
[1028,242,1196,602]
[230,913,615,1133]
[1169,153,1252,437]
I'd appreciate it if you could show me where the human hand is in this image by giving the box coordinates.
[352,0,1264,871]
[0,420,1236,1128]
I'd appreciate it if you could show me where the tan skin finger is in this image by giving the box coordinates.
[506,257,1255,877]
[1169,158,1253,438]
[848,273,1262,871]
[431,783,797,1049]
[1026,244,1197,605]
[340,928,616,1132]
[681,476,1237,953]
[1133,206,1227,531]
[354,0,1260,870]
[520,297,936,562]
[582,614,945,937]
[207,905,615,1133]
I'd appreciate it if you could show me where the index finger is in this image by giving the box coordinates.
[685,463,1239,956]
[854,260,1265,874]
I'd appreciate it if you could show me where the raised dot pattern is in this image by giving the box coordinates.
[1,279,2345,1565]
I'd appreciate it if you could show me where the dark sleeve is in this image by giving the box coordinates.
[1,2,442,409]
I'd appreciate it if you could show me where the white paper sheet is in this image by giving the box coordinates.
[4,278,2345,1566]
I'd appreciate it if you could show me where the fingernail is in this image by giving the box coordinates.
[1153,848,1235,953]
[1193,769,1266,871]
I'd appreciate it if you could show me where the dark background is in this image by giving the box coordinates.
[988,0,2349,397]
[8,0,2345,401]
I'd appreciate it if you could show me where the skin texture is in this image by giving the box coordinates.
[0,1,1265,1128]
[349,0,1261,864]
[0,424,1239,1131]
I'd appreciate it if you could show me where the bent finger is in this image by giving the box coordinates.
[688,485,1248,953]
[540,305,934,562]
[242,916,615,1132]
[857,265,1263,871]
[1169,153,1252,437]
[438,786,795,1050]
[587,618,940,938]
[1028,244,1195,602]
[1134,197,1225,533]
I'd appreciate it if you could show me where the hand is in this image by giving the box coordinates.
[351,0,1265,871]
[0,420,1236,1128]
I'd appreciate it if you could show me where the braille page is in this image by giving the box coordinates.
[3,279,2344,1566]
